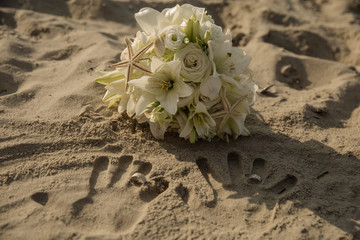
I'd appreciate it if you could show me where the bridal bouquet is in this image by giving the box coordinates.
[95,4,257,143]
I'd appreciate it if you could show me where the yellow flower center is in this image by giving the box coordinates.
[161,79,174,90]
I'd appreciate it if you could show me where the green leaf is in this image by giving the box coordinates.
[184,18,193,39]
[192,20,200,43]
[196,37,203,47]
[102,93,117,102]
[228,117,239,140]
[184,16,201,44]
[203,30,211,44]
[108,97,120,108]
[189,128,198,143]
[242,126,250,136]
[162,49,175,62]
[146,101,160,109]
[95,71,125,85]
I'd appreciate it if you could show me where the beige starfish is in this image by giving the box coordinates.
[211,89,248,135]
[112,38,154,90]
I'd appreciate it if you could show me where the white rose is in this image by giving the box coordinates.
[163,26,185,51]
[174,43,212,83]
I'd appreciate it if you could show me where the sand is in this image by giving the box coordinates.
[1,0,360,239]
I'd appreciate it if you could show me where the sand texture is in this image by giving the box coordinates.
[1,0,360,239]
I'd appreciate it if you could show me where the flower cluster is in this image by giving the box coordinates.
[95,4,257,143]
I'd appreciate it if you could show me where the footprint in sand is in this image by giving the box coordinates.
[186,152,298,208]
[261,10,301,27]
[245,157,297,195]
[69,155,169,232]
[0,72,17,96]
[228,153,298,196]
[40,45,80,61]
[30,192,49,206]
[263,29,334,60]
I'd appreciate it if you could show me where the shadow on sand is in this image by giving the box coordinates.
[158,114,360,237]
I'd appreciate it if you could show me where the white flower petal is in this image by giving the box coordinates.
[135,8,170,35]
[195,101,208,114]
[194,123,206,138]
[200,76,221,101]
[179,118,194,138]
[174,110,187,131]
[175,80,193,98]
[118,94,129,114]
[151,57,165,72]
[149,121,166,140]
[102,90,114,102]
[106,79,126,95]
[135,93,156,116]
[126,94,136,117]
[207,40,218,76]
[225,29,232,41]
[162,5,184,25]
[220,74,242,88]
[232,114,248,136]
[129,76,163,96]
[159,90,178,115]
[168,60,181,79]
[200,21,224,42]
[180,4,208,23]
[248,81,258,105]
[162,5,180,19]
[154,37,165,57]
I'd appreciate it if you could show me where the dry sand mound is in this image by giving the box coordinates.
[1,0,360,239]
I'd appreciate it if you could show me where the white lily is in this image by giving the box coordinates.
[142,101,173,140]
[208,40,251,78]
[221,74,258,106]
[200,21,225,43]
[149,121,167,140]
[105,78,135,116]
[135,4,214,37]
[178,81,220,111]
[179,102,216,142]
[135,8,171,36]
[223,113,250,138]
[129,58,192,115]
[199,75,222,101]
[162,4,213,26]
[147,102,173,126]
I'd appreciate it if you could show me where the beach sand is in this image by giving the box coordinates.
[1,0,360,239]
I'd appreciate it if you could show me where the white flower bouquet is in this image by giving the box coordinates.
[95,4,257,143]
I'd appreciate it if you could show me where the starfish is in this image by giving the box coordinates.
[112,38,154,90]
[211,89,248,135]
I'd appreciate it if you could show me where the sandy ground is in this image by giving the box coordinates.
[1,0,360,239]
